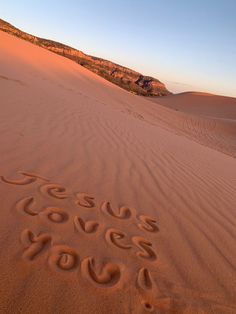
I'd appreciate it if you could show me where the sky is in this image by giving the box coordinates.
[0,0,235,97]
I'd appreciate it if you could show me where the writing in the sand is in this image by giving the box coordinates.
[1,171,161,312]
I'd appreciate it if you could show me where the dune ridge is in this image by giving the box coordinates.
[149,92,236,119]
[145,93,236,158]
[0,18,171,97]
[0,30,236,314]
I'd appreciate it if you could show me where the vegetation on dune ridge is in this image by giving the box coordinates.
[0,18,171,97]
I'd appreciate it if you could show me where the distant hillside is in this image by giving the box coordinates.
[0,18,171,97]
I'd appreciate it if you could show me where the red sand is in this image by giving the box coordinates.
[150,92,236,119]
[0,30,236,314]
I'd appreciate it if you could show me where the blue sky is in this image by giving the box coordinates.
[1,0,235,96]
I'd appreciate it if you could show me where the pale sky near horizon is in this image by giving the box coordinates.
[0,0,235,97]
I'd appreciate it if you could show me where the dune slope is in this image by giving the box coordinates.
[146,93,236,158]
[0,31,236,314]
[0,18,171,97]
[150,92,236,119]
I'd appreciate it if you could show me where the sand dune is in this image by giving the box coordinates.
[149,92,236,119]
[0,30,236,314]
[146,93,236,158]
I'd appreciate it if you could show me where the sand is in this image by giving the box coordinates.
[0,30,236,314]
[149,92,236,119]
[146,93,236,158]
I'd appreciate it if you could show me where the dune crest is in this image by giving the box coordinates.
[0,18,171,97]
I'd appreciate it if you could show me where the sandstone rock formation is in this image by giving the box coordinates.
[0,19,171,96]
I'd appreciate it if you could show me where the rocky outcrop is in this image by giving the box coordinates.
[0,19,171,96]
